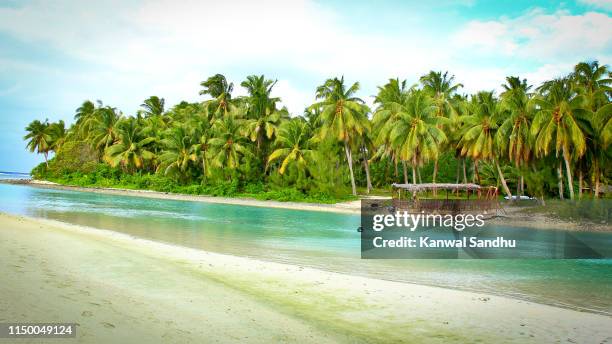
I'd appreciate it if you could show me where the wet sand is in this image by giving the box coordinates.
[1,212,611,343]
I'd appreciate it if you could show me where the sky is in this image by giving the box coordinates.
[1,0,611,172]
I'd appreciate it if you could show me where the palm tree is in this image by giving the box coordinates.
[48,120,67,152]
[386,89,447,184]
[497,76,534,197]
[420,71,463,192]
[532,78,589,200]
[241,75,284,151]
[268,118,315,175]
[139,96,165,117]
[24,119,51,166]
[104,118,156,172]
[372,79,412,183]
[358,131,374,194]
[420,71,463,120]
[448,94,470,185]
[572,61,611,198]
[498,76,534,167]
[310,77,369,195]
[572,61,611,111]
[588,103,612,197]
[184,108,213,180]
[241,75,279,116]
[457,92,512,197]
[208,116,252,177]
[200,74,235,117]
[74,100,96,124]
[157,124,198,179]
[304,107,323,130]
[601,103,612,148]
[73,100,102,138]
[90,107,121,151]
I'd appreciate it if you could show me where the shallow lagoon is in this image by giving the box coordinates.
[0,183,610,314]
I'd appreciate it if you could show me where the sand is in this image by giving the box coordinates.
[1,212,611,343]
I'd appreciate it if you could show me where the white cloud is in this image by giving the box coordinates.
[0,0,447,115]
[453,21,519,54]
[579,0,612,11]
[523,63,576,86]
[0,1,610,117]
[453,9,612,62]
[452,67,510,95]
[273,80,313,116]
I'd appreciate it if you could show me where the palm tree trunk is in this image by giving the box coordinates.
[344,142,357,196]
[557,161,564,200]
[578,169,583,200]
[411,158,418,198]
[455,159,460,184]
[516,176,520,196]
[417,167,422,184]
[462,158,467,183]
[455,158,461,196]
[202,153,207,182]
[394,161,399,179]
[594,163,600,199]
[402,160,408,184]
[495,160,512,199]
[562,147,574,200]
[363,159,372,194]
[44,152,49,167]
[432,159,438,197]
[473,160,481,184]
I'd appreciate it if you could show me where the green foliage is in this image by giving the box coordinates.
[34,141,99,179]
[40,166,350,203]
[25,64,612,202]
[419,153,460,183]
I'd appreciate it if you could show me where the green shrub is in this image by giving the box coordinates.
[48,141,99,175]
[243,182,265,194]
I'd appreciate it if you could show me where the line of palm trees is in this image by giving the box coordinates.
[25,61,611,199]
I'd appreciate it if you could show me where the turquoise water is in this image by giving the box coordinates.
[0,183,611,315]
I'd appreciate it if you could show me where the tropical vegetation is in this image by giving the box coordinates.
[25,61,611,202]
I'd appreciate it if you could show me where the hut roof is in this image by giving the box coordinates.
[391,183,482,192]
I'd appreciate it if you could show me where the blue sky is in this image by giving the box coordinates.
[1,0,611,172]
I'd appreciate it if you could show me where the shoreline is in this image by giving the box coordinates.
[6,179,610,232]
[21,179,363,215]
[2,212,611,343]
[489,205,611,232]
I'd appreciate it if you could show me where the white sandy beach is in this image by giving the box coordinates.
[1,212,611,343]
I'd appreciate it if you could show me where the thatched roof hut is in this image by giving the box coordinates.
[390,183,501,214]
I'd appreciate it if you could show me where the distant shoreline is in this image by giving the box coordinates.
[2,179,609,231]
[12,179,362,215]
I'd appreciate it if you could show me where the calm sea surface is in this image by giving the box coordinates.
[0,183,610,315]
